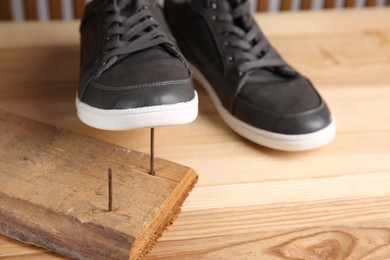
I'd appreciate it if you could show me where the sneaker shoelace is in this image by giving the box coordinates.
[210,0,294,76]
[102,0,173,64]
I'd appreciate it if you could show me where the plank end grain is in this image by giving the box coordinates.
[0,109,198,260]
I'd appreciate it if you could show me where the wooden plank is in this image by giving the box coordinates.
[73,0,85,19]
[366,0,377,6]
[0,0,12,20]
[257,0,268,12]
[301,0,312,10]
[49,0,62,20]
[24,0,38,20]
[344,0,355,7]
[147,199,390,259]
[281,0,292,11]
[0,109,197,260]
[324,0,336,8]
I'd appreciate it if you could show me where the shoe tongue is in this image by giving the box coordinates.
[118,0,136,16]
[113,46,174,70]
[225,0,251,31]
[115,0,145,17]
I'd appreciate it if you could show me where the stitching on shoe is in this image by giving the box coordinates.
[89,78,192,90]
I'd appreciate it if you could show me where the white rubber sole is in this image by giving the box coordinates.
[76,92,198,131]
[190,65,336,151]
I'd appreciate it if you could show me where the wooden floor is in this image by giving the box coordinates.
[0,7,390,259]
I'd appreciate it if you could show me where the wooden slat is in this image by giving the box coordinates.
[0,109,198,260]
[344,0,355,7]
[281,0,292,11]
[73,0,84,19]
[0,0,12,20]
[257,0,268,12]
[301,0,312,10]
[49,0,62,20]
[324,0,336,8]
[366,0,377,6]
[24,0,38,20]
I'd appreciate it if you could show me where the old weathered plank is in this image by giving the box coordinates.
[0,110,197,260]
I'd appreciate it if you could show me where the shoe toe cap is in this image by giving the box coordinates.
[234,75,333,135]
[272,101,333,134]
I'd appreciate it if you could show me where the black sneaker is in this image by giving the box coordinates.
[164,0,335,151]
[77,0,198,130]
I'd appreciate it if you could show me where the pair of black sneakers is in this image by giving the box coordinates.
[77,0,335,151]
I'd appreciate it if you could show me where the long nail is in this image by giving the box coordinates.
[150,128,155,176]
[108,167,113,211]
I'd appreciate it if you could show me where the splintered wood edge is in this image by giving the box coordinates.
[133,167,198,260]
[0,155,198,260]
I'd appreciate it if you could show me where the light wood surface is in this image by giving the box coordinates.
[0,110,197,260]
[0,7,390,259]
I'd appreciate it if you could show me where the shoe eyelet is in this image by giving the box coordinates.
[228,56,234,62]
[237,71,244,77]
[224,41,229,47]
[102,56,117,66]
[211,3,217,9]
[211,15,217,21]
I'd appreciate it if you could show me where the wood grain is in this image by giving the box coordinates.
[0,110,197,259]
[0,7,390,260]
